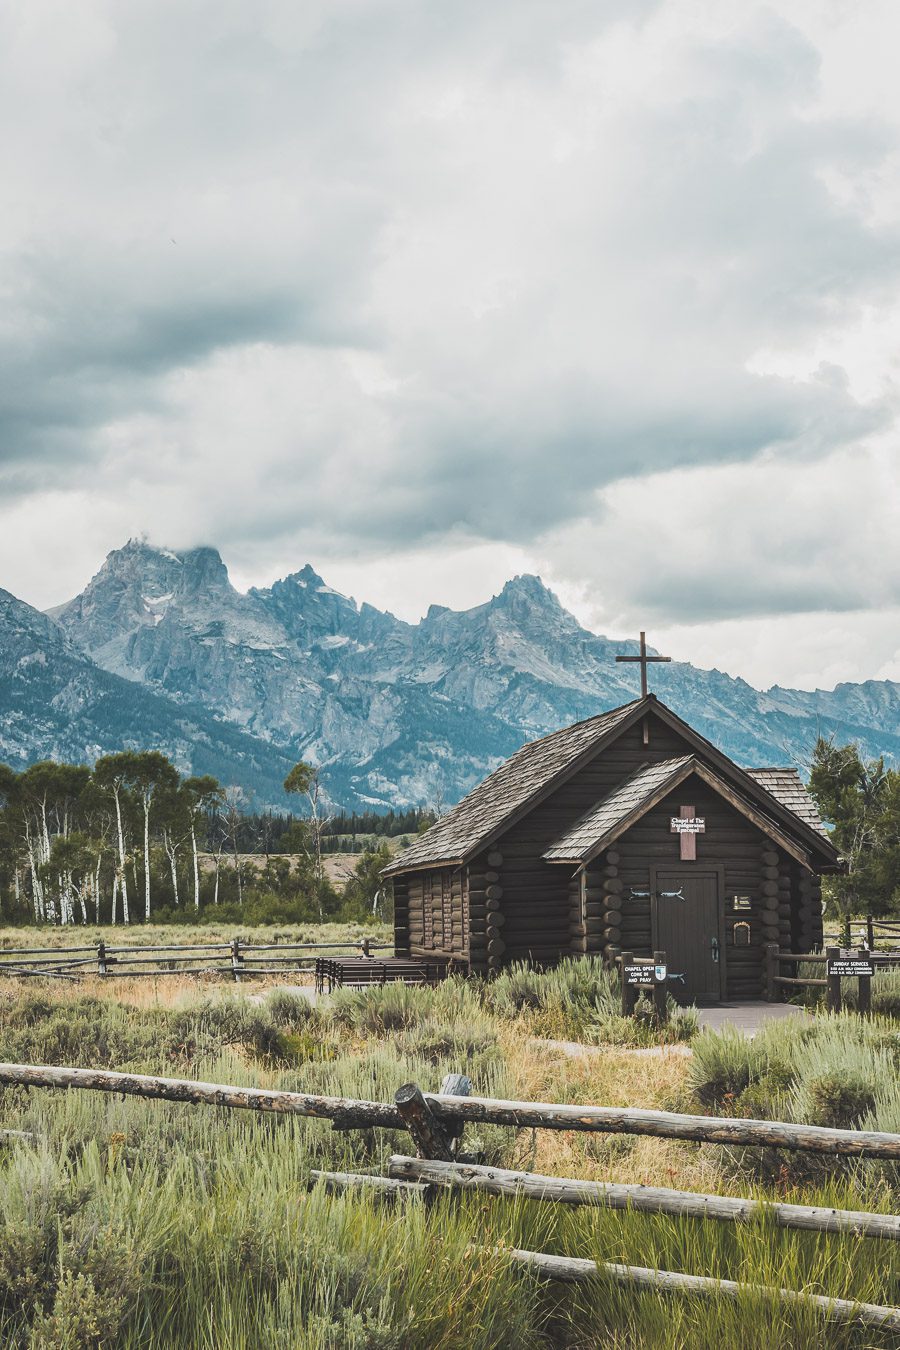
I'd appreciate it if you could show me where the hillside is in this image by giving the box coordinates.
[0,586,297,803]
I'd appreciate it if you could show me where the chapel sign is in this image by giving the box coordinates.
[670,805,705,860]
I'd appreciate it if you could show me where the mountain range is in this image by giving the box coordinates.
[0,537,897,809]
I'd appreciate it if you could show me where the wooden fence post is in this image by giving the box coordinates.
[620,952,635,1017]
[866,915,875,950]
[653,951,668,1024]
[858,965,872,1017]
[439,1072,472,1159]
[231,937,244,984]
[765,943,779,1002]
[96,941,107,977]
[395,1082,454,1162]
[826,947,842,1014]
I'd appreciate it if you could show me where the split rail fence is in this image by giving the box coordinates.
[766,943,900,1013]
[826,917,900,951]
[0,938,389,982]
[1,1061,900,1330]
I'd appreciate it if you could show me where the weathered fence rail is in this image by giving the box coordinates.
[503,1249,900,1332]
[765,943,900,1012]
[825,916,900,953]
[4,1062,900,1157]
[0,938,390,982]
[4,1060,900,1329]
[379,1156,900,1240]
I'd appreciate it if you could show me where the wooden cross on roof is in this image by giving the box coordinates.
[615,631,672,698]
[616,631,672,745]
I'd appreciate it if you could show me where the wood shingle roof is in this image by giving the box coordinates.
[542,756,693,862]
[382,699,642,875]
[541,754,822,868]
[745,768,830,839]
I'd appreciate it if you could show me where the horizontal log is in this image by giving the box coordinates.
[0,1062,401,1128]
[605,850,620,865]
[760,850,779,866]
[390,1156,900,1241]
[773,976,827,988]
[310,1170,426,1198]
[503,1249,900,1332]
[422,1093,900,1158]
[487,851,504,867]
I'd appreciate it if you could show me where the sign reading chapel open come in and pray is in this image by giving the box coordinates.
[670,805,706,860]
[623,963,666,987]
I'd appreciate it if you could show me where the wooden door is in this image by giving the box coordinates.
[653,869,724,1003]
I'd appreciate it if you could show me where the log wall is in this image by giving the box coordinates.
[405,867,467,960]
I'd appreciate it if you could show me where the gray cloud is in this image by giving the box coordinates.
[2,0,900,651]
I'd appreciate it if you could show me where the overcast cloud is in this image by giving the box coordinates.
[2,0,900,689]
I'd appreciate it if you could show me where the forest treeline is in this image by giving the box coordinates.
[3,735,896,929]
[227,806,435,855]
[0,752,404,927]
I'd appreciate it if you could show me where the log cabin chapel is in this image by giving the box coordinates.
[383,638,839,1004]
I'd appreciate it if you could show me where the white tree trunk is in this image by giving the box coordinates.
[114,786,129,924]
[25,824,44,922]
[94,853,103,925]
[192,825,200,910]
[143,794,151,922]
[165,830,180,907]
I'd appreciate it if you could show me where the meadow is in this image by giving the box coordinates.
[0,921,392,954]
[0,955,898,1347]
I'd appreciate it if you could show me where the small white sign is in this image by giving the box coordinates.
[670,817,706,834]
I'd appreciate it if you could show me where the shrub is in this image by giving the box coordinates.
[804,1071,878,1129]
[266,989,317,1029]
[329,982,425,1035]
[687,1026,766,1109]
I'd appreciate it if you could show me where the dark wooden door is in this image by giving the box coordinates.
[654,870,723,1003]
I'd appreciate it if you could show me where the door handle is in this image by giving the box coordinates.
[711,936,720,963]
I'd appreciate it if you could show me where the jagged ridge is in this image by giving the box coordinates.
[34,539,900,809]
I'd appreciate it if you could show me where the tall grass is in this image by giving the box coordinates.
[484,958,698,1045]
[0,977,896,1346]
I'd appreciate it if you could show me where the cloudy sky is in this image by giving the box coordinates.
[3,0,900,691]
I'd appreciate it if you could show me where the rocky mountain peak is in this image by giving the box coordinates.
[493,574,564,615]
[53,540,240,658]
